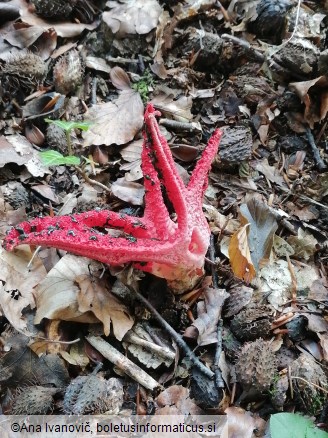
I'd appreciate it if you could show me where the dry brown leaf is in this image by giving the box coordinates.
[150,92,193,122]
[60,341,90,367]
[222,406,266,438]
[83,90,144,147]
[185,286,229,346]
[4,25,57,59]
[120,138,143,181]
[19,1,97,38]
[110,65,131,90]
[289,76,328,127]
[111,177,145,205]
[0,245,46,332]
[103,0,162,38]
[76,274,134,339]
[229,223,256,283]
[34,255,101,324]
[156,385,203,415]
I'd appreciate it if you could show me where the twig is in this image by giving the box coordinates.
[127,284,214,379]
[159,118,201,133]
[86,335,160,390]
[214,319,224,389]
[209,234,219,288]
[290,376,328,395]
[221,33,264,63]
[306,128,327,172]
[75,166,112,193]
[91,77,98,106]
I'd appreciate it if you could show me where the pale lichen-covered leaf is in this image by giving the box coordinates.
[83,90,144,146]
[76,274,134,339]
[240,198,278,271]
[260,260,319,309]
[103,0,162,38]
[287,228,318,261]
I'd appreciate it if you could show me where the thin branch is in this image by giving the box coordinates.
[127,284,214,379]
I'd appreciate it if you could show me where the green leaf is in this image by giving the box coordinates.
[270,413,328,438]
[40,150,80,166]
[44,118,92,132]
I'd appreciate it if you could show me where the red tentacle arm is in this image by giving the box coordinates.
[3,104,221,292]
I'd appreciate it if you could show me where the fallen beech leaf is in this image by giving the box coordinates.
[150,93,193,122]
[185,286,229,346]
[19,1,97,38]
[229,223,256,283]
[34,255,102,324]
[0,245,46,332]
[156,385,202,415]
[76,274,134,339]
[120,138,143,181]
[83,90,144,146]
[240,198,278,271]
[222,406,266,438]
[103,0,162,38]
[111,177,145,205]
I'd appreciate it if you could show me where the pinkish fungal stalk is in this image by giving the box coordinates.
[3,104,222,291]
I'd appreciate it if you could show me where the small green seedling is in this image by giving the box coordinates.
[45,118,92,156]
[39,150,81,167]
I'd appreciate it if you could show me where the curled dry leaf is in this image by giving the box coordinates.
[110,65,131,90]
[0,135,49,177]
[239,198,278,271]
[229,223,256,283]
[19,1,98,38]
[103,0,162,38]
[222,406,266,438]
[184,286,229,346]
[76,274,134,339]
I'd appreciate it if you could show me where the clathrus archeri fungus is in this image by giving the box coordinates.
[3,104,222,291]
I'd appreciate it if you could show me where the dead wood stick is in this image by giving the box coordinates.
[306,128,327,172]
[123,331,176,362]
[86,335,160,391]
[128,285,215,379]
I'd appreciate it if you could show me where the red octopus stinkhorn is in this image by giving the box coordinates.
[3,104,222,291]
